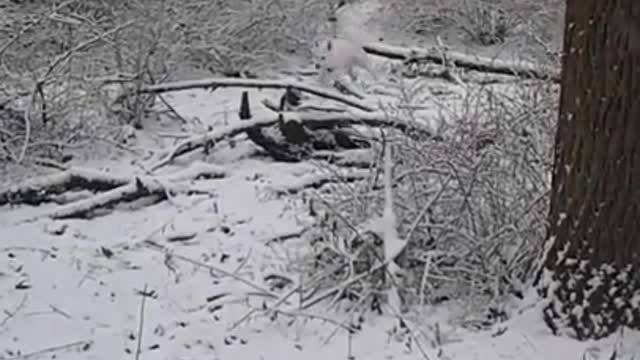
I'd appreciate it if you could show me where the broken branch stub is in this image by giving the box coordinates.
[239,91,305,162]
[239,91,251,120]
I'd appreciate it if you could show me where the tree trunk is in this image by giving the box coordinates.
[536,0,640,340]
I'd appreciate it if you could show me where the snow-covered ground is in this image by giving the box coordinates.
[1,1,639,360]
[2,84,639,360]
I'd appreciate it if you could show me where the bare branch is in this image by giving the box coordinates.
[362,42,559,82]
[121,77,376,112]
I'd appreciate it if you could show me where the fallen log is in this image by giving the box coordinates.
[6,162,227,221]
[47,177,167,219]
[255,87,365,160]
[152,115,282,171]
[116,77,375,112]
[150,111,435,172]
[245,90,368,163]
[237,91,310,162]
[0,167,130,206]
[248,124,313,163]
[362,42,560,82]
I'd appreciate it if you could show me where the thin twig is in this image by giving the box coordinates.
[142,241,278,299]
[7,339,93,360]
[268,308,358,333]
[135,284,149,360]
[157,94,188,124]
[49,304,72,319]
[0,294,28,327]
[16,85,36,163]
[228,263,345,331]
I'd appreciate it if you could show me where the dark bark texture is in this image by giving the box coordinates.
[538,0,640,340]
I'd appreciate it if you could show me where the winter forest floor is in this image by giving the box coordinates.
[1,0,640,359]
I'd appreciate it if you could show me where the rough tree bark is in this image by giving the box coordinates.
[536,0,640,340]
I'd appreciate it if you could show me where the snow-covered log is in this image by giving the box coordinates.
[3,162,227,220]
[362,42,559,82]
[151,111,435,171]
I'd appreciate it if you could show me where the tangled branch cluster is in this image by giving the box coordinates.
[302,79,557,323]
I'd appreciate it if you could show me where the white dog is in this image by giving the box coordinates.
[314,38,378,86]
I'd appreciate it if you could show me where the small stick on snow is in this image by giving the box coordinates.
[0,294,28,327]
[134,284,149,360]
[228,262,347,331]
[7,339,93,360]
[142,241,278,299]
[264,308,358,333]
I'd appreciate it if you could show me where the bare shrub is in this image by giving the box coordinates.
[374,0,564,63]
[171,0,333,75]
[302,79,558,323]
[448,3,518,46]
[0,0,331,166]
[1,1,133,165]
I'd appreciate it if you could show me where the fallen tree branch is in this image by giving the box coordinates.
[267,168,371,196]
[151,115,282,171]
[150,111,435,172]
[311,149,375,168]
[362,42,559,82]
[6,162,227,221]
[261,98,346,113]
[116,77,375,112]
[250,91,369,162]
[246,125,310,162]
[43,177,168,219]
[6,339,93,360]
[49,163,226,219]
[0,167,131,206]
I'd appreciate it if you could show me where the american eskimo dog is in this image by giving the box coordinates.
[314,38,377,86]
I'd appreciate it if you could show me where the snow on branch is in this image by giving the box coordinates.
[4,162,228,222]
[362,42,559,82]
[150,110,435,172]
